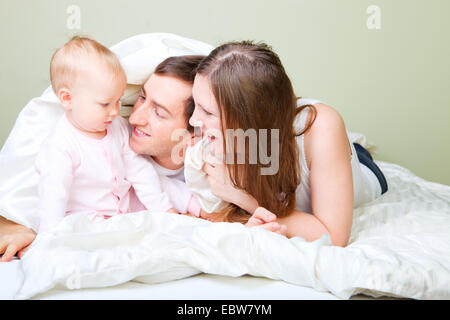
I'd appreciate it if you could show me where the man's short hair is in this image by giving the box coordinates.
[153,55,205,132]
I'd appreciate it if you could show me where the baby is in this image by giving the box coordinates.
[36,36,199,234]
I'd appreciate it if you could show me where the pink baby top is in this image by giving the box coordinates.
[35,113,173,233]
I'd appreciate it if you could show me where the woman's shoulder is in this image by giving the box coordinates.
[302,102,349,167]
[296,99,345,137]
[310,102,345,129]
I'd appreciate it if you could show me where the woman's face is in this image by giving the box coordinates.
[190,74,223,153]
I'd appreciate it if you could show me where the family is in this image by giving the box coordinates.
[0,36,388,262]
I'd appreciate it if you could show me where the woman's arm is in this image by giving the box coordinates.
[0,216,36,262]
[276,210,329,241]
[299,103,354,246]
[235,104,354,246]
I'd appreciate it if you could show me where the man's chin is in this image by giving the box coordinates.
[129,137,151,156]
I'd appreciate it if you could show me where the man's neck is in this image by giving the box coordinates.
[152,155,184,171]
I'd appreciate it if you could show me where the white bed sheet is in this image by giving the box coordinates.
[0,260,404,300]
[0,259,343,300]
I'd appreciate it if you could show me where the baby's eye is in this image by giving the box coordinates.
[100,102,110,107]
[138,95,146,101]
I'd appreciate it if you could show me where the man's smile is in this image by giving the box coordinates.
[132,126,151,137]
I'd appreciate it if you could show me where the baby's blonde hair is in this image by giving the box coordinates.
[50,36,126,94]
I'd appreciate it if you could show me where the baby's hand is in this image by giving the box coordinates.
[166,208,180,214]
[245,207,287,236]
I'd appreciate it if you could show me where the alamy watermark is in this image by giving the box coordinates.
[170,127,280,176]
[367,5,381,30]
[66,5,81,30]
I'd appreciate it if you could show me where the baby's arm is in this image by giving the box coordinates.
[35,142,74,234]
[159,175,201,217]
[123,152,175,213]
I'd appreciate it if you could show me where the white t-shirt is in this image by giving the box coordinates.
[294,98,381,213]
[146,156,186,182]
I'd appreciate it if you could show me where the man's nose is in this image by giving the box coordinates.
[129,103,149,126]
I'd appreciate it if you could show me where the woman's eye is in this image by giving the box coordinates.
[203,108,212,116]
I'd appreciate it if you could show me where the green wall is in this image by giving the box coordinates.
[1,0,449,185]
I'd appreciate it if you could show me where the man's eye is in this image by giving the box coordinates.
[151,106,163,118]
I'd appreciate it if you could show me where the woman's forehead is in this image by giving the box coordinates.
[193,74,218,111]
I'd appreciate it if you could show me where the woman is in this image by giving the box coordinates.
[189,41,387,246]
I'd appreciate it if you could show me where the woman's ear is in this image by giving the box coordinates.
[57,88,72,111]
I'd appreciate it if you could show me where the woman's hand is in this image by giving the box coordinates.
[0,217,36,262]
[202,153,259,214]
[245,207,287,236]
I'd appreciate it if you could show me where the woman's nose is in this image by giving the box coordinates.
[189,107,203,128]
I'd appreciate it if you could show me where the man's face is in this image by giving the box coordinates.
[128,74,192,159]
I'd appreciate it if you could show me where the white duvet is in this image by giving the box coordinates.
[12,161,450,300]
[1,33,449,300]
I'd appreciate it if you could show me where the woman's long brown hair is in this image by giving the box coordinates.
[196,41,316,223]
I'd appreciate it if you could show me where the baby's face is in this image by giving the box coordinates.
[68,62,126,135]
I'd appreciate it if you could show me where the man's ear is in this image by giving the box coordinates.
[57,88,72,111]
